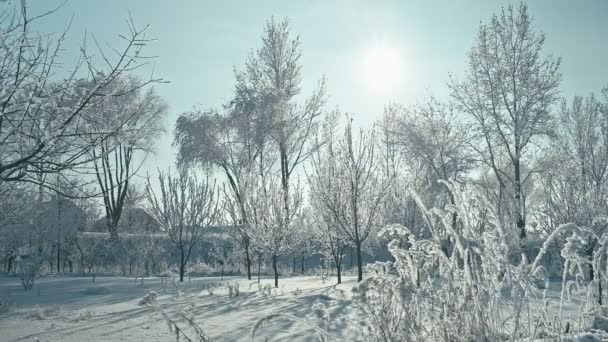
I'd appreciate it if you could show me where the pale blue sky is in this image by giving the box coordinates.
[23,0,608,176]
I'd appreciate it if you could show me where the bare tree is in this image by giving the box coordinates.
[145,169,219,282]
[308,113,387,281]
[244,174,302,287]
[89,76,167,240]
[449,3,561,245]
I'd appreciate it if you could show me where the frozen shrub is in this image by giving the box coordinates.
[155,304,210,342]
[347,181,597,341]
[227,282,239,297]
[251,303,333,342]
[139,291,158,306]
[258,283,272,296]
[16,254,44,291]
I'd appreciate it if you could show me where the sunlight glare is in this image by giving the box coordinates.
[360,43,404,96]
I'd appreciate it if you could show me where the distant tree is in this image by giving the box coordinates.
[75,234,107,283]
[145,169,219,282]
[38,194,84,273]
[0,182,34,273]
[537,88,608,301]
[449,3,561,245]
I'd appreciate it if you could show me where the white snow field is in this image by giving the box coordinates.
[0,275,364,341]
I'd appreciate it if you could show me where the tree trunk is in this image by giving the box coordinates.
[272,254,279,288]
[56,239,61,273]
[179,248,185,282]
[245,244,252,280]
[514,157,526,241]
[257,254,261,284]
[356,241,363,282]
[7,255,14,273]
[292,256,296,273]
[336,261,342,284]
[301,254,305,274]
[108,224,119,242]
[350,246,354,269]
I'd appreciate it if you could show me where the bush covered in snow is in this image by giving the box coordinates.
[346,181,608,341]
[16,254,44,291]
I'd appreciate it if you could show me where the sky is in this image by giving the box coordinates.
[20,0,608,179]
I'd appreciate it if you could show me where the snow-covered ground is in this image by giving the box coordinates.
[0,275,363,341]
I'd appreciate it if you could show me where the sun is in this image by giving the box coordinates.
[359,43,404,96]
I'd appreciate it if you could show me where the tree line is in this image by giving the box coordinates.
[2,2,607,293]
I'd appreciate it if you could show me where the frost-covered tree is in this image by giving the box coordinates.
[537,88,608,298]
[449,3,561,244]
[145,169,219,282]
[309,204,348,284]
[244,174,302,287]
[238,17,326,254]
[88,76,167,241]
[393,97,474,240]
[38,195,83,273]
[0,1,161,189]
[174,17,325,280]
[289,211,318,275]
[174,106,273,280]
[74,234,107,282]
[308,113,387,281]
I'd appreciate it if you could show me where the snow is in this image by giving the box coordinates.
[0,275,362,341]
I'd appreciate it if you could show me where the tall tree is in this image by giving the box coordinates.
[174,17,325,279]
[239,17,326,251]
[90,76,167,240]
[449,3,561,244]
[174,108,270,280]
